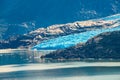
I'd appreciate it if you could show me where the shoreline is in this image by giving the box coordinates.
[0,49,55,54]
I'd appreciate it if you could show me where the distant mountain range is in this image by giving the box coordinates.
[43,31,120,59]
[0,22,36,39]
[0,14,120,49]
[0,0,120,39]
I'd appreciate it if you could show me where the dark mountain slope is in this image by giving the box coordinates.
[43,31,120,59]
[0,0,120,26]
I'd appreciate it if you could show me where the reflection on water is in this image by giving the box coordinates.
[0,50,120,80]
[0,62,120,80]
[0,49,120,65]
[0,50,53,65]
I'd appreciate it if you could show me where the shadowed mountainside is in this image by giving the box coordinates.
[43,31,120,59]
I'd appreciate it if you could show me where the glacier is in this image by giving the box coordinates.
[32,26,120,50]
[32,14,120,50]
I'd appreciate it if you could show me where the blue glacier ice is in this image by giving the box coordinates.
[32,26,120,50]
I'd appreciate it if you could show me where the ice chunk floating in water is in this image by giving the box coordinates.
[32,26,120,50]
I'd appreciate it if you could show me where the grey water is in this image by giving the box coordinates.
[0,50,120,80]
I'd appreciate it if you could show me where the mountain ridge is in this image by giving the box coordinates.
[0,14,120,49]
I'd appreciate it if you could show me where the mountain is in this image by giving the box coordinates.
[32,14,120,50]
[1,0,120,25]
[0,22,36,40]
[0,14,120,49]
[0,0,120,39]
[43,31,120,59]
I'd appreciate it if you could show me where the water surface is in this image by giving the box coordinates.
[0,50,120,80]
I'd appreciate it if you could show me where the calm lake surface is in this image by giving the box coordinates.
[0,50,120,80]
